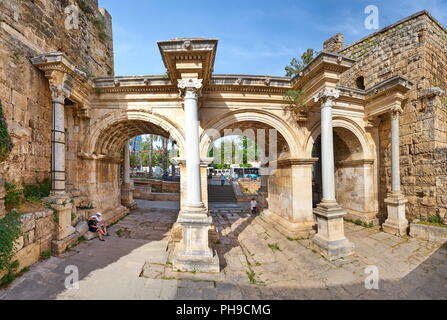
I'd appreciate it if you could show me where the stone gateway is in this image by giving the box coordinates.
[0,1,446,272]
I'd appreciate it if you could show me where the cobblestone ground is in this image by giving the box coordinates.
[0,200,446,300]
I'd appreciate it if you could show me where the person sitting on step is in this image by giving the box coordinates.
[88,215,106,241]
[95,212,109,236]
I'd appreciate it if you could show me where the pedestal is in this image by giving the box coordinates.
[121,182,137,209]
[313,202,354,260]
[45,195,77,255]
[383,195,408,236]
[172,204,220,273]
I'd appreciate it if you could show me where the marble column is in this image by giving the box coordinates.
[383,105,408,236]
[312,88,354,260]
[48,85,75,249]
[124,143,131,184]
[121,141,136,209]
[172,78,219,273]
[50,88,68,198]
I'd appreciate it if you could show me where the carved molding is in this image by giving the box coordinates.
[390,104,403,120]
[178,78,203,98]
[314,88,341,105]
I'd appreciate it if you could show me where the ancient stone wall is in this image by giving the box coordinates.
[0,208,55,279]
[0,0,113,189]
[339,11,447,221]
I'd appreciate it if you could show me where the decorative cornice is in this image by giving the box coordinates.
[31,52,93,105]
[172,157,213,166]
[291,52,356,89]
[421,87,445,99]
[365,75,413,100]
[78,151,121,163]
[335,159,375,167]
[276,158,319,168]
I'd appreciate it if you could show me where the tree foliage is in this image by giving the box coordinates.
[285,49,318,77]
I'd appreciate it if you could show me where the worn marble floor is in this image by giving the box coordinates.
[0,200,445,300]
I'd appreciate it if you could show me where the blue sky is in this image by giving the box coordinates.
[98,0,447,77]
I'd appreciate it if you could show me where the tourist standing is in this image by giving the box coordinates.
[250,198,259,215]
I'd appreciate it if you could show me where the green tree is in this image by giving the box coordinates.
[285,49,317,77]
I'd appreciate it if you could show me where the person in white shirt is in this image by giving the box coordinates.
[95,212,109,236]
[250,198,259,215]
[220,174,226,186]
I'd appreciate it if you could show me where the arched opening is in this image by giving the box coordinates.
[311,126,378,223]
[200,111,314,238]
[78,112,185,216]
[128,134,180,181]
[203,120,290,208]
[356,76,366,90]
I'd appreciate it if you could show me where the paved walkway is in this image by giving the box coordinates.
[0,200,446,300]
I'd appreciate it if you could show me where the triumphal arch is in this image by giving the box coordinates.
[31,38,412,272]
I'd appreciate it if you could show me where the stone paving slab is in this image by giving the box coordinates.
[0,200,446,300]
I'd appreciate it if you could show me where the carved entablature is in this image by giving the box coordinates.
[78,151,121,163]
[364,117,382,129]
[157,38,218,86]
[74,104,91,119]
[364,75,413,118]
[291,52,356,91]
[31,52,93,106]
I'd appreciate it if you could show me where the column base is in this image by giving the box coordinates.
[261,209,315,239]
[51,232,79,255]
[172,203,220,273]
[172,245,220,273]
[383,195,408,236]
[121,183,137,209]
[312,202,354,260]
[313,236,355,261]
[45,194,76,241]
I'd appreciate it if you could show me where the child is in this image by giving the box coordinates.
[250,198,259,215]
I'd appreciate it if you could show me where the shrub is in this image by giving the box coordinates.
[4,183,24,210]
[0,211,22,271]
[40,250,51,260]
[428,215,443,225]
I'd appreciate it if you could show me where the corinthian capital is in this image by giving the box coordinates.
[390,104,403,120]
[314,88,340,106]
[49,84,70,103]
[178,78,203,98]
[45,69,71,103]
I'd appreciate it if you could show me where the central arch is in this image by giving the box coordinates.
[200,109,301,159]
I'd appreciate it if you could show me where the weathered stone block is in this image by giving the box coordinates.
[410,220,447,243]
[20,213,36,233]
[35,216,55,239]
[14,242,41,271]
